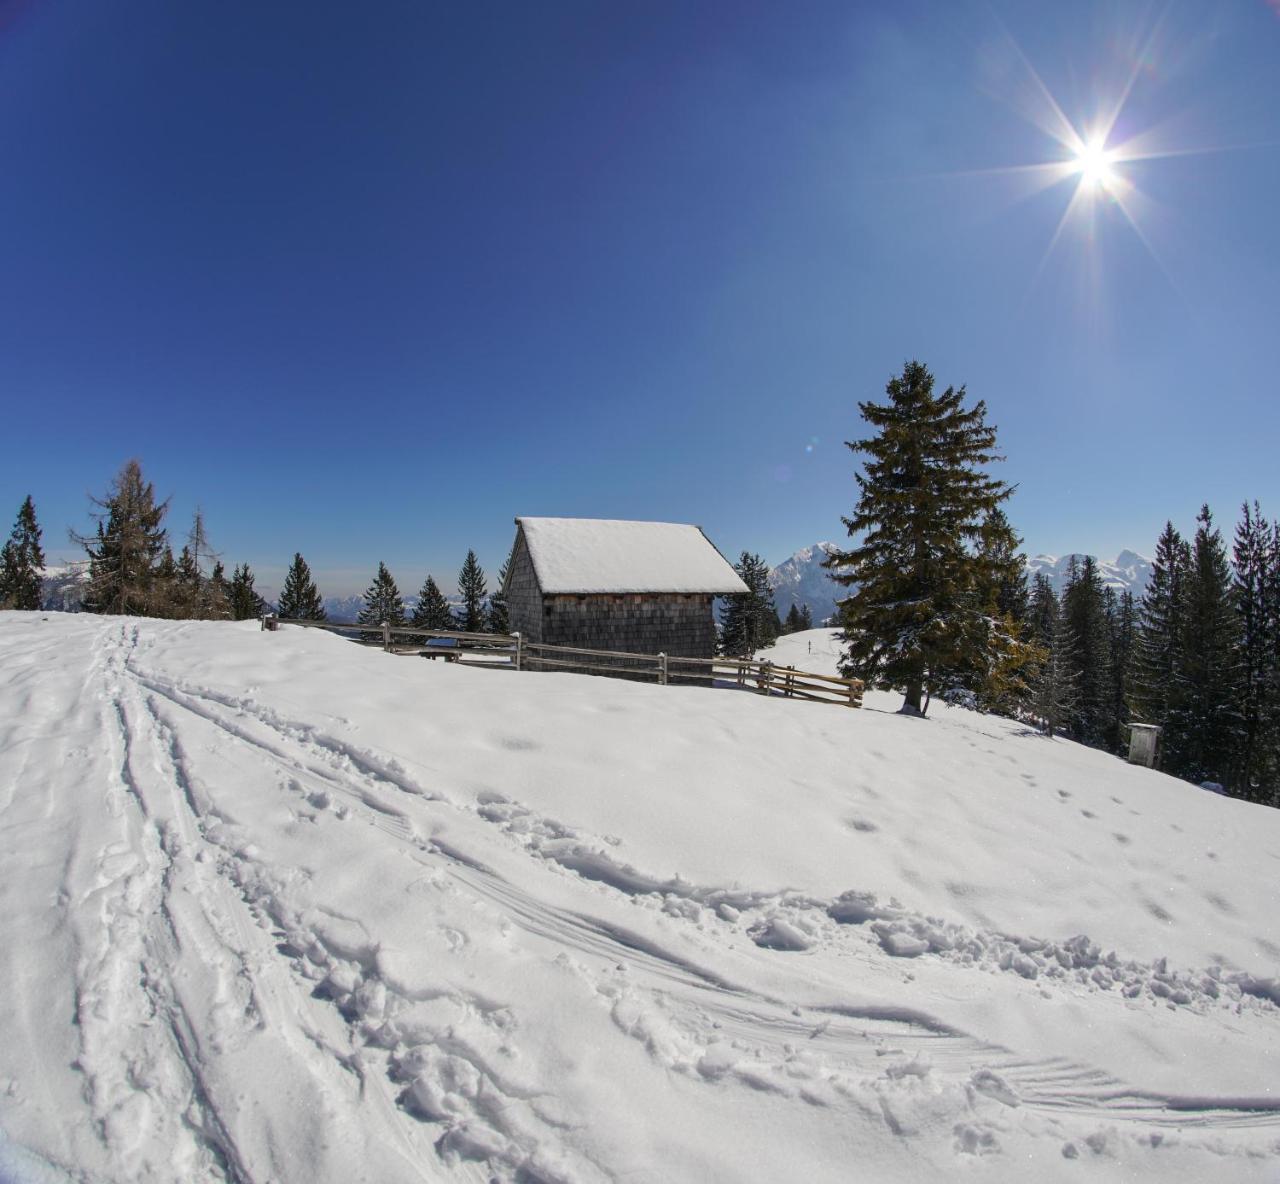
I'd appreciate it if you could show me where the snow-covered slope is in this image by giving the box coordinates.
[1,615,1278,1183]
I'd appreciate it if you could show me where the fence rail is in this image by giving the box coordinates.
[261,615,862,707]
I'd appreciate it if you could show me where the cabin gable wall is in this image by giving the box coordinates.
[505,529,545,644]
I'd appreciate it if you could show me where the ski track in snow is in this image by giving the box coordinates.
[1,616,1278,1183]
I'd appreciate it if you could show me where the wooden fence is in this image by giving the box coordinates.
[263,616,863,708]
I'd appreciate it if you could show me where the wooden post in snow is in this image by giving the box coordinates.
[513,631,523,671]
[658,652,668,685]
[382,620,390,652]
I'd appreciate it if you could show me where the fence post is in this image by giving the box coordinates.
[758,660,772,694]
[785,666,795,698]
[848,679,859,708]
[658,652,668,686]
[382,620,390,652]
[513,631,522,671]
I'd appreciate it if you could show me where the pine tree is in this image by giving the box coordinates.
[78,459,170,616]
[960,507,1036,714]
[154,546,178,617]
[1170,506,1242,785]
[0,496,45,610]
[1266,520,1280,801]
[456,550,487,634]
[205,560,230,620]
[824,361,1011,715]
[981,507,1029,624]
[784,604,804,634]
[173,545,201,619]
[277,552,326,620]
[798,604,813,631]
[183,509,223,619]
[1061,556,1113,748]
[1232,502,1275,799]
[357,561,406,639]
[719,552,777,655]
[1106,588,1138,755]
[1133,522,1191,741]
[412,575,455,631]
[229,563,267,621]
[1033,588,1079,739]
[1027,572,1057,651]
[487,558,510,634]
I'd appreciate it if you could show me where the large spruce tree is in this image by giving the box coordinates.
[412,575,455,631]
[277,552,326,620]
[824,360,1011,715]
[79,459,170,616]
[0,496,46,610]
[456,550,487,634]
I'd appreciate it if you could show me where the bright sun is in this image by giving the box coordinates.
[1074,139,1117,191]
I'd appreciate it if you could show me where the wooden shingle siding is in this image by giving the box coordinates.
[506,530,545,644]
[541,593,716,659]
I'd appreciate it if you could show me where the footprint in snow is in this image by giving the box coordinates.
[495,736,540,752]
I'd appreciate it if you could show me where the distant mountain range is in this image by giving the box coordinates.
[1025,551,1153,599]
[767,543,842,625]
[39,563,90,612]
[257,593,426,623]
[36,546,1153,623]
[767,544,1154,625]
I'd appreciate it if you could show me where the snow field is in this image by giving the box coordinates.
[0,615,1278,1182]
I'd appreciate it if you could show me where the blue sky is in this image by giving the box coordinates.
[2,0,1278,596]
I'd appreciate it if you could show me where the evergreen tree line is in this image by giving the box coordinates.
[1,460,510,634]
[1008,504,1279,802]
[279,549,511,635]
[825,361,1278,806]
[340,552,514,642]
[0,468,267,621]
[71,462,267,621]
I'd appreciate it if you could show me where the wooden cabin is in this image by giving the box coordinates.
[503,517,747,663]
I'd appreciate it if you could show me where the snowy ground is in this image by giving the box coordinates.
[1,614,1278,1183]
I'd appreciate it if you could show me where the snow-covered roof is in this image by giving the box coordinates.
[514,517,748,595]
